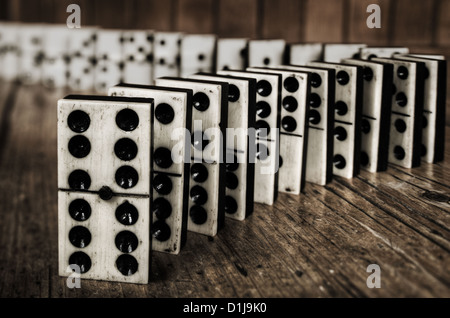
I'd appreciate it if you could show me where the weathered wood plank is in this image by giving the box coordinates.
[391,0,436,46]
[436,0,450,46]
[93,0,133,29]
[217,0,258,39]
[303,0,345,43]
[261,0,303,43]
[175,0,215,34]
[131,0,175,31]
[347,0,391,45]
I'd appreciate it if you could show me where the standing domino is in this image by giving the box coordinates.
[155,77,228,237]
[278,65,336,186]
[94,29,124,93]
[342,58,394,172]
[309,61,363,179]
[153,32,182,79]
[219,69,281,205]
[189,73,256,221]
[393,54,447,164]
[248,39,286,68]
[121,30,154,85]
[58,95,154,284]
[108,83,193,254]
[323,44,367,63]
[216,38,249,72]
[287,43,323,65]
[372,57,426,168]
[247,67,310,194]
[360,47,409,60]
[179,34,216,77]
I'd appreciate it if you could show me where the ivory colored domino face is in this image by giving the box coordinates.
[109,84,193,254]
[66,28,97,92]
[248,39,286,68]
[41,25,71,89]
[360,47,409,60]
[323,44,367,63]
[219,69,281,206]
[278,65,335,186]
[247,67,309,195]
[94,29,124,93]
[189,73,256,221]
[288,43,323,65]
[153,32,182,79]
[372,57,426,169]
[155,78,228,236]
[393,54,447,164]
[342,59,394,173]
[179,34,216,77]
[18,24,45,85]
[216,38,248,72]
[0,23,21,81]
[121,30,154,85]
[309,61,363,179]
[58,95,154,284]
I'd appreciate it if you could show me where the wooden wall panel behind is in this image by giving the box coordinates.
[10,0,41,22]
[436,0,450,46]
[54,0,95,26]
[175,0,216,34]
[262,0,304,42]
[93,0,133,29]
[217,0,258,39]
[391,0,436,46]
[0,0,8,20]
[303,0,345,43]
[131,0,175,31]
[347,0,391,45]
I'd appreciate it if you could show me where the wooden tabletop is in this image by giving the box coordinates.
[0,81,448,298]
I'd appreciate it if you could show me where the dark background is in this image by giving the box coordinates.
[0,0,448,46]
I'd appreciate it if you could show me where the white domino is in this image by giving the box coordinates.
[323,43,367,63]
[288,43,323,65]
[0,22,21,81]
[179,34,216,77]
[309,61,363,179]
[94,29,124,93]
[247,67,309,195]
[108,83,192,255]
[121,30,154,85]
[155,77,228,236]
[153,32,182,79]
[342,58,394,172]
[393,54,446,164]
[248,39,286,68]
[360,47,410,60]
[219,69,281,205]
[216,38,248,72]
[372,57,426,168]
[278,65,335,186]
[58,95,154,284]
[42,25,70,88]
[189,73,256,221]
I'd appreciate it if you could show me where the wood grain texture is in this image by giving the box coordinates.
[0,73,449,297]
[261,0,304,42]
[347,0,391,45]
[0,0,8,20]
[436,0,450,46]
[217,0,258,39]
[175,0,216,34]
[391,0,436,46]
[304,0,345,43]
[131,0,175,31]
[93,0,133,29]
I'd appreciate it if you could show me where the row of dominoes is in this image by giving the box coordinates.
[43,23,446,283]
